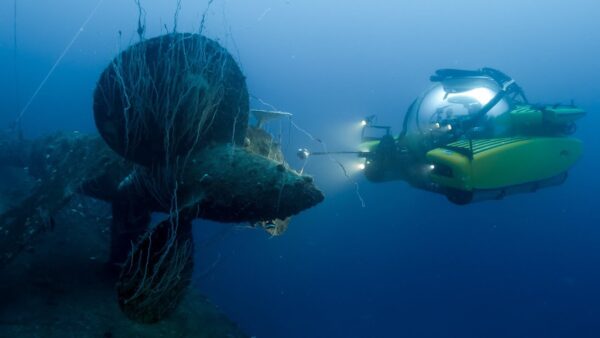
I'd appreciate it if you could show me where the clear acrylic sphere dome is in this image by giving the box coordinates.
[407,77,511,137]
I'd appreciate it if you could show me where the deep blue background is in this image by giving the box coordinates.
[1,1,599,337]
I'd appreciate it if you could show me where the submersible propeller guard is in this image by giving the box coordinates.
[93,33,249,166]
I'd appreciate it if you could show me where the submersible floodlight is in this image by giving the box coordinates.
[297,148,311,160]
[360,114,376,127]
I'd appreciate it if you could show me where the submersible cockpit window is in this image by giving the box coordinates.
[409,78,511,138]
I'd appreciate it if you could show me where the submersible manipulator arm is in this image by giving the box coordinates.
[0,33,324,324]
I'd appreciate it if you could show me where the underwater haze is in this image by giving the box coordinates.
[1,0,600,337]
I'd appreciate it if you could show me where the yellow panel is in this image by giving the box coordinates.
[470,138,582,189]
[427,137,582,191]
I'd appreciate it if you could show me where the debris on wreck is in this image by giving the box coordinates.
[0,132,130,269]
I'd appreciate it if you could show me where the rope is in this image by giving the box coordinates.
[13,0,19,120]
[14,0,105,125]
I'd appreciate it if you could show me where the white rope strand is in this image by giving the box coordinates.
[14,0,105,125]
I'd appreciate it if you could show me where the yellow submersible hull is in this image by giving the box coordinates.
[426,137,583,192]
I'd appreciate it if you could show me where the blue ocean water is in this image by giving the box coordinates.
[1,1,599,337]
